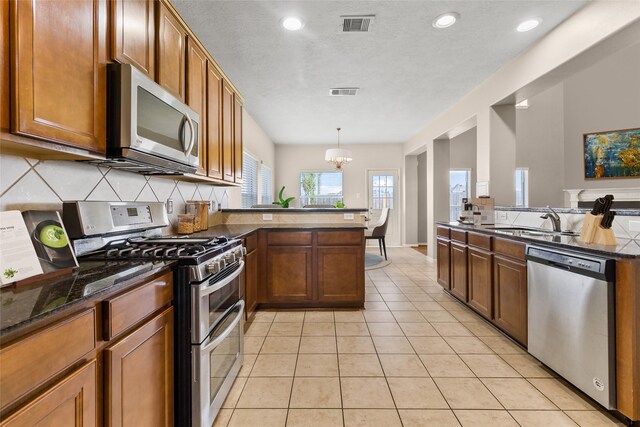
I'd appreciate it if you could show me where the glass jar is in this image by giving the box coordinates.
[185,202,202,231]
[199,201,210,231]
[177,214,196,235]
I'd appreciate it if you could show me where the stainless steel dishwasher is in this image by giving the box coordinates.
[526,245,616,409]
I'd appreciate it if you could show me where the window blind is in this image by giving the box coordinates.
[261,165,272,204]
[241,152,258,208]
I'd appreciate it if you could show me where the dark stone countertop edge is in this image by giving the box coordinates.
[221,208,368,213]
[436,221,640,259]
[0,262,175,342]
[193,223,367,240]
[495,206,640,216]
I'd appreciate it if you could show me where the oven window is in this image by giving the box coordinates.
[207,266,241,327]
[137,87,198,156]
[208,305,242,404]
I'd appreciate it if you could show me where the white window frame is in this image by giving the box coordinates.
[449,169,471,222]
[515,168,529,208]
[299,170,344,207]
[261,164,272,204]
[241,151,259,208]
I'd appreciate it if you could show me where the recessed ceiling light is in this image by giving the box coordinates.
[432,13,459,29]
[282,16,304,31]
[517,18,541,32]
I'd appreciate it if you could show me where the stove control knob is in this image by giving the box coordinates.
[225,253,236,264]
[206,261,220,274]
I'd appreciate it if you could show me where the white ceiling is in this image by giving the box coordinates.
[173,1,587,145]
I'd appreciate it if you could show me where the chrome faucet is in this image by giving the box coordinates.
[540,205,561,232]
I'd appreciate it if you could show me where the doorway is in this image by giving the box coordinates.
[367,169,400,247]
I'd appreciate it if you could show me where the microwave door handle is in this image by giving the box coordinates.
[200,300,244,354]
[183,113,195,157]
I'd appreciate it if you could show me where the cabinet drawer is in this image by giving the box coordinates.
[0,309,96,410]
[467,232,491,251]
[245,233,258,252]
[267,231,313,246]
[436,226,450,239]
[450,229,467,244]
[103,271,173,340]
[493,237,526,261]
[317,230,363,246]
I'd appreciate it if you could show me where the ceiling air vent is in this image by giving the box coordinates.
[329,88,360,96]
[341,15,375,32]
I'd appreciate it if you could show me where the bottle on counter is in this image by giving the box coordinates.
[473,211,482,226]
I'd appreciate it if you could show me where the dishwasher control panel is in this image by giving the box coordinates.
[526,246,615,280]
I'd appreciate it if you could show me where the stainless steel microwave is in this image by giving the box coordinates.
[105,63,199,175]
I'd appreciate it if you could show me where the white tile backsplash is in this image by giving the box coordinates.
[0,153,240,233]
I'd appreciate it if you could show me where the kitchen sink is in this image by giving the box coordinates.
[485,226,579,237]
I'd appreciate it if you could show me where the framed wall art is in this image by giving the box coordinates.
[584,128,640,179]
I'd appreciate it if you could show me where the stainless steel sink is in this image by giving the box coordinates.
[485,226,578,237]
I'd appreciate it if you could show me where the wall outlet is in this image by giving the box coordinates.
[497,211,508,220]
[166,199,173,214]
[629,220,640,232]
[263,214,273,221]
[344,213,354,220]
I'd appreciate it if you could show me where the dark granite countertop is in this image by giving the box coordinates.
[495,206,640,217]
[221,208,368,213]
[192,223,367,240]
[0,260,173,340]
[437,222,640,259]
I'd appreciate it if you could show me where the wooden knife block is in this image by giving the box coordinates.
[579,213,617,246]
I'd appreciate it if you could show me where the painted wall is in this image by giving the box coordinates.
[449,127,477,198]
[404,155,418,245]
[417,151,428,244]
[563,42,640,191]
[403,3,640,258]
[515,82,565,207]
[274,143,404,245]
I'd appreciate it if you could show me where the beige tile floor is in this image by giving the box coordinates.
[215,247,625,427]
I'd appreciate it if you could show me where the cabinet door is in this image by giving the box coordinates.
[207,64,223,179]
[233,94,243,184]
[11,0,106,153]
[111,0,155,78]
[436,238,450,289]
[317,246,364,303]
[450,242,468,302]
[245,248,258,319]
[493,255,527,346]
[0,360,97,427]
[267,246,313,302]
[468,247,493,320]
[156,1,185,101]
[1,0,9,133]
[105,307,174,427]
[186,37,207,175]
[221,81,235,182]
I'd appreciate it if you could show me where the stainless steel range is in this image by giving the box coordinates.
[63,201,246,427]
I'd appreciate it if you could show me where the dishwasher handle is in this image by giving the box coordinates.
[525,245,615,282]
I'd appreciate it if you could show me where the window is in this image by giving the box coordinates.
[515,168,529,208]
[241,152,258,208]
[449,169,471,221]
[371,175,395,209]
[261,164,272,204]
[299,171,343,207]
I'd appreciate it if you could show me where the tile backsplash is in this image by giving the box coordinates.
[0,154,241,233]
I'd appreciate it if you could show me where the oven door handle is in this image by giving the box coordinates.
[196,260,244,299]
[200,300,244,354]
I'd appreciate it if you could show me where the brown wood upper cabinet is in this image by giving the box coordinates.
[233,94,243,184]
[207,64,223,179]
[11,0,107,153]
[186,37,208,175]
[111,0,155,78]
[222,81,235,182]
[156,1,186,101]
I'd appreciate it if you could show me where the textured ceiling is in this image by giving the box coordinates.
[173,1,586,145]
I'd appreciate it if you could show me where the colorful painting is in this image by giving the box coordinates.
[584,128,640,179]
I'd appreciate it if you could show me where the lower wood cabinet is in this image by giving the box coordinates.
[105,306,174,427]
[266,246,314,302]
[450,242,468,302]
[493,255,528,346]
[317,246,364,303]
[244,247,258,319]
[468,247,493,320]
[0,360,97,427]
[436,238,450,289]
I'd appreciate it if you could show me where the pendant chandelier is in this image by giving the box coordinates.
[325,127,353,170]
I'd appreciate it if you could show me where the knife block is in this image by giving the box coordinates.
[579,213,601,244]
[579,213,617,246]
